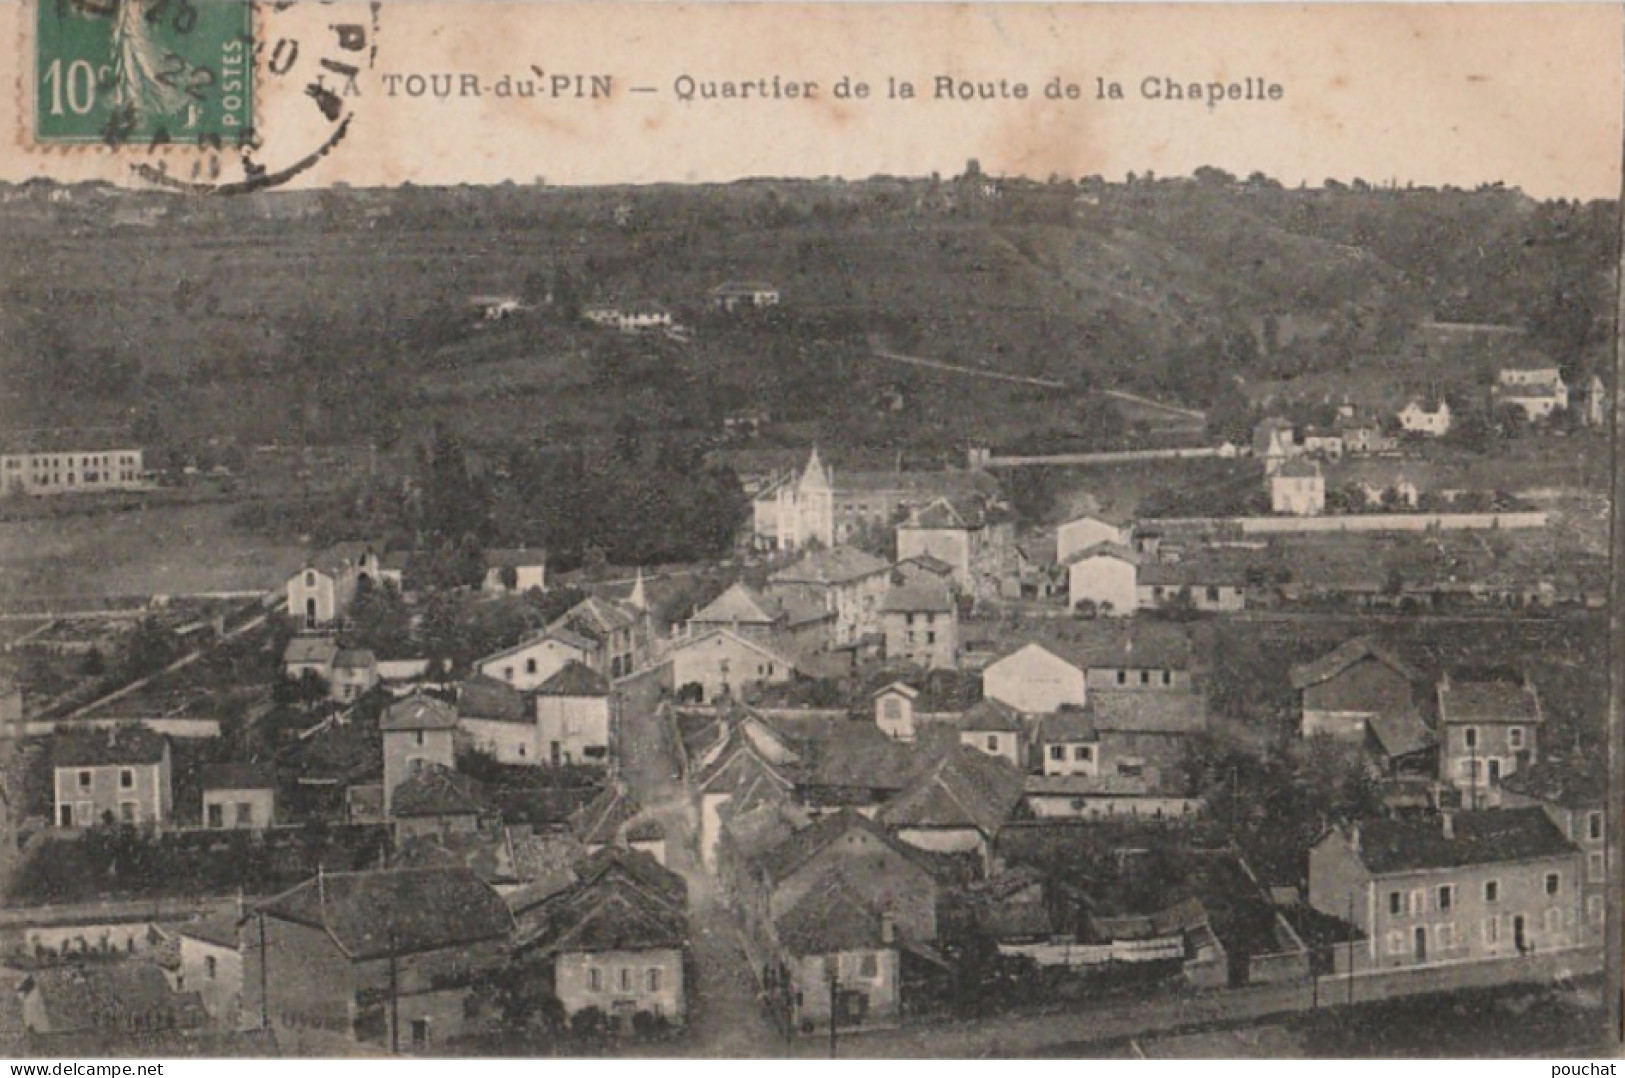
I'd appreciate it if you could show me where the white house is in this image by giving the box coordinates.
[534,661,613,768]
[1270,460,1326,516]
[476,629,595,691]
[1064,542,1139,616]
[958,700,1025,769]
[1494,366,1569,422]
[286,542,382,629]
[710,280,780,311]
[1055,513,1128,565]
[1398,399,1452,437]
[481,549,547,595]
[982,642,1086,715]
[670,628,797,704]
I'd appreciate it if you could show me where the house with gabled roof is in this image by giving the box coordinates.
[1056,511,1131,565]
[957,699,1024,769]
[896,498,980,592]
[200,762,275,831]
[879,579,959,669]
[388,763,491,840]
[511,847,689,1031]
[535,661,612,768]
[981,641,1087,715]
[766,546,891,646]
[1064,542,1139,617]
[878,743,1027,869]
[573,781,666,865]
[480,548,547,595]
[1437,667,1544,806]
[457,674,534,765]
[772,873,907,1034]
[690,705,801,873]
[870,679,967,743]
[1291,637,1423,744]
[251,867,514,1053]
[379,693,457,814]
[685,581,834,658]
[286,541,382,629]
[1270,459,1325,516]
[476,629,595,693]
[52,725,171,829]
[548,595,651,679]
[330,648,378,703]
[1501,755,1608,937]
[671,627,798,705]
[1308,809,1582,973]
[283,635,338,682]
[793,722,919,816]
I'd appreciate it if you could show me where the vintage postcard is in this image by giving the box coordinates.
[0,0,1619,1062]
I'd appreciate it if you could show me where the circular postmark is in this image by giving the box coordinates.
[26,0,379,194]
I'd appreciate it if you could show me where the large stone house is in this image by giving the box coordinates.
[1291,637,1423,744]
[52,725,171,829]
[535,661,613,767]
[379,693,458,815]
[765,547,891,646]
[1437,668,1543,806]
[879,580,959,670]
[286,542,382,629]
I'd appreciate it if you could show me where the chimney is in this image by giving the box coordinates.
[881,914,896,944]
[1441,811,1455,840]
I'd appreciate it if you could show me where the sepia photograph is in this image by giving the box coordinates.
[0,0,1619,1062]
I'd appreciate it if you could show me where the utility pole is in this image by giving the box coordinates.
[388,929,400,1054]
[258,911,270,1031]
[1346,890,1356,1008]
[1608,80,1625,1048]
[827,966,839,1059]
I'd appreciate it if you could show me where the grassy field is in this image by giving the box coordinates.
[0,502,307,605]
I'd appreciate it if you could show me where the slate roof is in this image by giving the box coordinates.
[457,674,528,723]
[1500,756,1607,809]
[1367,710,1434,761]
[690,582,779,625]
[176,915,242,950]
[573,781,642,845]
[332,648,376,671]
[1063,541,1140,567]
[1342,807,1578,875]
[575,845,689,910]
[878,743,1026,836]
[1088,690,1206,734]
[1289,637,1420,691]
[21,963,207,1034]
[880,580,955,614]
[537,660,610,697]
[551,596,638,638]
[380,693,459,731]
[1037,709,1099,744]
[959,699,1023,734]
[389,764,489,819]
[516,875,687,955]
[802,722,918,793]
[1067,622,1193,672]
[1438,674,1542,726]
[485,548,548,569]
[770,546,890,585]
[894,554,956,578]
[283,636,338,667]
[754,808,935,887]
[199,762,274,791]
[775,873,889,957]
[1136,551,1257,588]
[52,725,166,768]
[901,498,972,531]
[257,867,513,960]
[672,628,799,673]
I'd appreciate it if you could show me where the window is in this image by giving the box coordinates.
[1437,885,1453,911]
[1389,891,1402,915]
[1408,890,1425,916]
[1386,931,1405,956]
[1206,586,1220,602]
[1073,746,1093,762]
[526,658,537,675]
[1589,851,1605,882]
[1161,671,1171,686]
[647,968,661,993]
[1483,917,1499,945]
[1049,746,1065,762]
[410,1019,430,1051]
[119,769,134,789]
[925,632,935,645]
[882,699,902,721]
[205,956,217,980]
[858,952,879,979]
[503,666,514,683]
[77,770,92,790]
[1589,812,1603,841]
[1436,922,1457,949]
[1484,880,1499,903]
[415,730,425,747]
[235,803,254,827]
[1508,727,1524,750]
[1116,670,1127,685]
[119,802,136,824]
[588,968,602,992]
[1463,727,1478,750]
[1138,670,1149,685]
[1546,872,1561,896]
[620,968,632,991]
[1590,896,1606,924]
[305,571,315,587]
[985,736,999,752]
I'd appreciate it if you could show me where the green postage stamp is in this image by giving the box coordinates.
[31,0,253,147]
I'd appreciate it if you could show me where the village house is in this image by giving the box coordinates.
[671,627,798,704]
[1035,710,1098,777]
[379,693,458,815]
[510,847,689,1032]
[1075,622,1196,693]
[0,436,144,497]
[1397,398,1452,437]
[476,629,595,692]
[1055,511,1130,565]
[1501,756,1608,936]
[330,648,379,702]
[200,763,276,831]
[388,764,491,841]
[710,280,781,311]
[1300,427,1344,462]
[1064,542,1139,616]
[685,581,834,658]
[956,700,1025,769]
[549,595,651,680]
[283,636,338,683]
[1494,363,1569,421]
[765,546,892,646]
[1578,373,1609,427]
[457,675,534,764]
[895,498,988,594]
[286,542,382,630]
[1270,459,1326,516]
[1027,693,1207,820]
[52,725,172,829]
[772,874,910,1034]
[173,917,247,1029]
[1252,418,1299,476]
[1308,809,1583,972]
[877,743,1026,869]
[251,867,514,1053]
[18,963,205,1036]
[1437,668,1543,807]
[583,301,673,333]
[1137,553,1251,613]
[535,661,613,767]
[1291,637,1423,743]
[574,782,666,865]
[879,580,959,669]
[982,641,1087,715]
[480,548,548,595]
[1334,413,1396,455]
[870,680,966,744]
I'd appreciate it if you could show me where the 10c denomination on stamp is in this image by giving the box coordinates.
[30,0,252,148]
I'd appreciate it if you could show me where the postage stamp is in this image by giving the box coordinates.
[30,0,252,148]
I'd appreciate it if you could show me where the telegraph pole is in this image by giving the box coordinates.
[258,911,270,1031]
[1608,74,1625,1045]
[388,930,401,1054]
[827,967,839,1059]
[1346,890,1356,1008]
